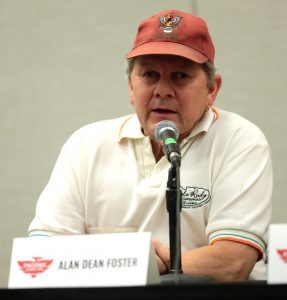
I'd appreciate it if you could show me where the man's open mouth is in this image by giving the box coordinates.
[153,108,176,114]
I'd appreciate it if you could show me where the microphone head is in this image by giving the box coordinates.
[154,120,179,143]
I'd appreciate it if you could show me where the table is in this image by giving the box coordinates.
[1,280,287,300]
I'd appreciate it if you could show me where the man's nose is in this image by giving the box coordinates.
[153,77,175,99]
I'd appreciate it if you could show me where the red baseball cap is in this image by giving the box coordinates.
[126,9,215,64]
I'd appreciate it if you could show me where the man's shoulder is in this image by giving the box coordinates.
[79,114,134,132]
[215,107,256,127]
[72,114,134,138]
[63,114,135,149]
[213,107,268,142]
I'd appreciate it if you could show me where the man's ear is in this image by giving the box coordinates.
[207,75,222,106]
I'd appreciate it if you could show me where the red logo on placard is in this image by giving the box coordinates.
[277,249,287,263]
[18,257,53,277]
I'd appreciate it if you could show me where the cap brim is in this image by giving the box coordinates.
[126,41,209,63]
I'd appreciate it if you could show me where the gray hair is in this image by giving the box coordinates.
[126,57,216,88]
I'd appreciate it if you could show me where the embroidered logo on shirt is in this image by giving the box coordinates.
[181,186,211,209]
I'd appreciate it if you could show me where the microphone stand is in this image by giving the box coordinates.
[166,160,182,275]
[161,156,214,285]
[153,121,214,285]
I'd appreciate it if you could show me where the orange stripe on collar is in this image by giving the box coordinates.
[211,107,219,123]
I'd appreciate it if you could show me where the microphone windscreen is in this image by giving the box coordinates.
[154,120,179,143]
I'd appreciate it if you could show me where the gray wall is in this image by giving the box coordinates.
[0,0,286,287]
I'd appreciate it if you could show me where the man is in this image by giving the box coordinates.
[28,9,272,281]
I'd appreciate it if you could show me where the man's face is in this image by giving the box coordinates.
[128,55,221,142]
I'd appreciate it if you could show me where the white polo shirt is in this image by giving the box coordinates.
[28,107,273,279]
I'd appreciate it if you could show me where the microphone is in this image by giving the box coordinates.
[154,120,181,166]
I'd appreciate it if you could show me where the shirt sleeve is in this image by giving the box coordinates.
[206,126,273,262]
[28,130,87,237]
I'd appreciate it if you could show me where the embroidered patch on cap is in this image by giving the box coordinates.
[159,14,181,33]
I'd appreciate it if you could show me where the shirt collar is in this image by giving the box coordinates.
[118,114,144,142]
[183,107,219,141]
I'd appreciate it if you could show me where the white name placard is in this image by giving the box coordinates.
[8,232,160,288]
[268,224,287,284]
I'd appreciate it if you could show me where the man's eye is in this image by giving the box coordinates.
[172,72,189,80]
[142,71,159,79]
